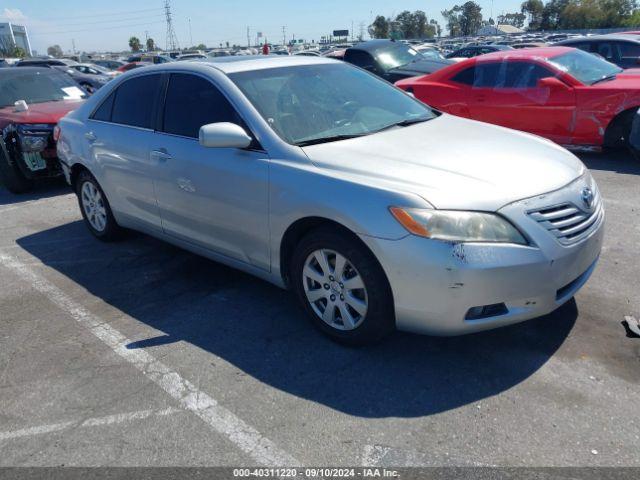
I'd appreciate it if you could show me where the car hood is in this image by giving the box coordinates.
[0,100,84,130]
[301,114,584,211]
[388,58,454,76]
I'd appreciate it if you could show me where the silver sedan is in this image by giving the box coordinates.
[57,56,604,345]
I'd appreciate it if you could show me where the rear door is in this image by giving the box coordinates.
[151,72,270,269]
[86,73,164,231]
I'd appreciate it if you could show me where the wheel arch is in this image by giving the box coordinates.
[69,162,92,190]
[278,216,393,299]
[603,106,639,149]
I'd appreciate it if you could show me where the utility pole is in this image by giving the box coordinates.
[351,20,354,42]
[282,25,286,46]
[359,22,365,41]
[188,18,193,47]
[164,0,180,51]
[71,39,76,55]
[246,26,250,48]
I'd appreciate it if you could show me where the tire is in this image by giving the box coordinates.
[75,170,122,241]
[0,148,34,194]
[604,109,635,152]
[291,226,395,346]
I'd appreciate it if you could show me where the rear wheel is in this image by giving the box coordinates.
[76,170,122,241]
[291,227,395,345]
[604,109,639,159]
[0,148,33,194]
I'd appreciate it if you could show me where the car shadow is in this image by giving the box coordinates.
[17,221,577,418]
[577,150,640,175]
[0,178,70,206]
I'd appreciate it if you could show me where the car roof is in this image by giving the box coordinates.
[0,66,59,76]
[472,46,575,61]
[347,39,404,53]
[557,34,640,43]
[156,55,338,74]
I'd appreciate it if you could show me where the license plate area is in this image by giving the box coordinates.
[22,152,47,172]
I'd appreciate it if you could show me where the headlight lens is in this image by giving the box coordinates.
[390,207,527,244]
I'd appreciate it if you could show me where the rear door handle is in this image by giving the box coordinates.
[84,131,97,142]
[150,149,173,163]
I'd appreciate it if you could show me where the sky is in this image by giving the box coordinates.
[2,0,524,54]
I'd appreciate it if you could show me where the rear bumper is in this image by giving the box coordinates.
[360,216,604,336]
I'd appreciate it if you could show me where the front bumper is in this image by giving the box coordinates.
[360,176,605,336]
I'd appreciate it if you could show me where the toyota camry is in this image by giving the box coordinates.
[57,56,604,344]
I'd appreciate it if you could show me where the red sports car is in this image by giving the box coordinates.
[396,47,640,151]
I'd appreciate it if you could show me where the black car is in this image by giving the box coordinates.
[16,61,109,94]
[445,44,513,59]
[342,39,453,83]
[554,34,640,69]
[92,59,126,70]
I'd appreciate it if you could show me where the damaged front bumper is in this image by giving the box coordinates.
[360,176,605,336]
[2,123,63,179]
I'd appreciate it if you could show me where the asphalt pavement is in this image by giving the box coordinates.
[0,150,638,467]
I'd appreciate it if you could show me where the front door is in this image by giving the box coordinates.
[467,60,576,143]
[151,73,270,270]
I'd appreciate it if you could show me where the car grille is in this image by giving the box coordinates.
[527,189,603,246]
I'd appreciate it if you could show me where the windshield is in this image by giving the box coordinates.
[0,70,87,108]
[419,49,445,61]
[229,63,436,145]
[548,49,622,85]
[375,43,421,70]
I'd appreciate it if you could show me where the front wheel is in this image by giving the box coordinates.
[291,227,395,345]
[0,149,33,194]
[76,171,122,241]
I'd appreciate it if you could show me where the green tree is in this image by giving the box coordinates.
[443,2,483,36]
[460,1,484,35]
[442,6,463,36]
[396,11,416,38]
[497,12,527,27]
[521,0,544,30]
[128,36,142,52]
[430,18,442,37]
[146,38,155,51]
[368,15,390,38]
[540,0,570,30]
[47,45,63,58]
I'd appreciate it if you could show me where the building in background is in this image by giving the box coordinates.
[0,23,32,57]
[476,24,524,36]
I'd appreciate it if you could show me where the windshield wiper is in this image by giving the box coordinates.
[295,133,367,147]
[591,73,618,85]
[372,116,432,133]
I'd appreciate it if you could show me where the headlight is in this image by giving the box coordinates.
[390,207,527,245]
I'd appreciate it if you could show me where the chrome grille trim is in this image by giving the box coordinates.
[527,188,603,246]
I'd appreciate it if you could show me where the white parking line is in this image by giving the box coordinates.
[0,252,301,467]
[0,407,180,441]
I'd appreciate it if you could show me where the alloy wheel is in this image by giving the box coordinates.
[302,249,368,331]
[81,181,107,232]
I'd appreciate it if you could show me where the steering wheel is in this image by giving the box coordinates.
[334,100,361,127]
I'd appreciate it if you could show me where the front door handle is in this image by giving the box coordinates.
[150,149,172,163]
[85,131,97,142]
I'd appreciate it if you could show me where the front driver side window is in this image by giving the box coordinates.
[162,73,244,138]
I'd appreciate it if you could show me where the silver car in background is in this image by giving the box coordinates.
[57,56,604,345]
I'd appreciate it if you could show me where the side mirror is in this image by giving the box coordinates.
[537,76,570,91]
[199,122,252,149]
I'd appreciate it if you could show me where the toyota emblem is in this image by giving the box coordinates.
[581,187,594,209]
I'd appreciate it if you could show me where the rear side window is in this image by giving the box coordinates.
[92,91,115,121]
[451,63,501,87]
[162,73,243,138]
[345,50,376,69]
[111,74,162,129]
[451,66,476,85]
[619,41,640,57]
